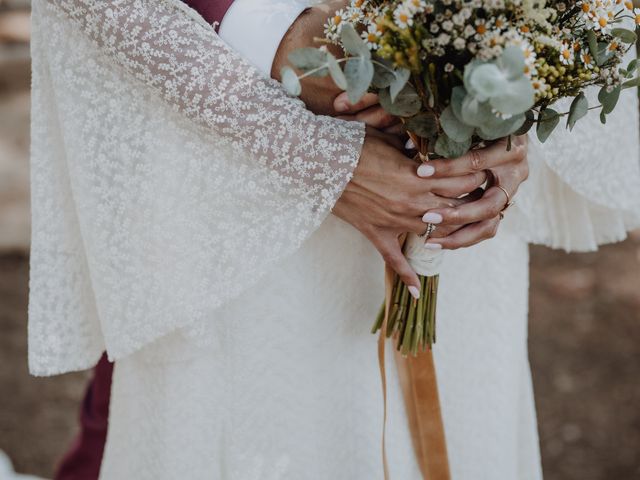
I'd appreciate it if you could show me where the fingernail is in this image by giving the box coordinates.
[405,138,416,150]
[335,101,350,113]
[417,164,435,177]
[422,212,443,224]
[408,285,421,300]
[424,243,442,250]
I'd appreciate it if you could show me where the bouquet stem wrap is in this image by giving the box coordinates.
[373,236,444,355]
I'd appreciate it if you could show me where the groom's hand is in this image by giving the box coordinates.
[271,2,398,133]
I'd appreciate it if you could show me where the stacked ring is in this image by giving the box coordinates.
[421,223,437,238]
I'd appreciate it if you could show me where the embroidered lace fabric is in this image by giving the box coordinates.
[28,0,364,375]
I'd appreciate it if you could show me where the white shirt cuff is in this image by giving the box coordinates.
[218,0,312,77]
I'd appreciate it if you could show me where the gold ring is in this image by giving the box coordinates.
[496,185,514,212]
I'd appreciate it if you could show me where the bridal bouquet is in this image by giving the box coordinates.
[282,0,640,356]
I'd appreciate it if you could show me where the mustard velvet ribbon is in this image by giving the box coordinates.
[379,263,451,480]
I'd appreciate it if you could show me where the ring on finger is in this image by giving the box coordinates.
[421,222,437,238]
[495,185,515,213]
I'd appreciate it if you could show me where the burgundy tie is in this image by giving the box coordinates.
[184,0,235,30]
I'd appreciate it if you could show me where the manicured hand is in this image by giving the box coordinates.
[333,128,487,296]
[418,136,529,250]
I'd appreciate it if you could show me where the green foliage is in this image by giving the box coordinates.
[287,48,329,76]
[379,84,422,116]
[344,57,374,104]
[281,66,301,96]
[327,55,348,90]
[464,46,535,116]
[567,93,588,131]
[434,133,471,158]
[598,85,621,114]
[404,112,438,138]
[536,108,560,143]
[439,106,474,142]
[611,28,637,44]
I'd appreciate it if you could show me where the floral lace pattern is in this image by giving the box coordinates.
[29,0,364,375]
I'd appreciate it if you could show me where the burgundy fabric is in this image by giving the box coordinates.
[54,354,114,480]
[184,0,235,30]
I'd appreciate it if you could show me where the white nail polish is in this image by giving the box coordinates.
[408,285,421,300]
[417,164,435,177]
[424,243,442,250]
[422,212,443,224]
[405,138,416,150]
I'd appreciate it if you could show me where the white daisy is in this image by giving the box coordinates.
[324,9,346,42]
[559,42,574,65]
[394,5,414,28]
[580,49,595,69]
[361,23,383,50]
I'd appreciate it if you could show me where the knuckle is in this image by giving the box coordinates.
[488,203,503,218]
[387,198,405,215]
[469,150,485,171]
[520,161,530,181]
[486,219,500,238]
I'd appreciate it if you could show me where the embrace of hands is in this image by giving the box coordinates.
[273,3,529,290]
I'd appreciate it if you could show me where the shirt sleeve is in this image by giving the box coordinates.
[218,0,312,76]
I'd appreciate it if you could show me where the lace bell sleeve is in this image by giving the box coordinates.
[28,0,364,375]
[507,69,640,252]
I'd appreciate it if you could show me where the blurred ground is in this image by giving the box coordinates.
[0,3,639,480]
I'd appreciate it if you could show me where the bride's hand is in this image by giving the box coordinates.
[419,136,529,250]
[332,128,487,296]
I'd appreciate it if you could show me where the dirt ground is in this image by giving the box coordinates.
[1,240,640,480]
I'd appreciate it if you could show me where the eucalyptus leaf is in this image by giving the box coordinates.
[598,85,621,114]
[404,113,439,139]
[499,45,527,80]
[587,29,600,64]
[612,28,637,44]
[466,63,508,102]
[597,41,614,65]
[450,86,467,121]
[460,95,496,127]
[288,48,329,76]
[327,54,348,90]
[490,76,535,115]
[390,68,411,102]
[344,57,374,104]
[440,106,475,142]
[628,59,638,73]
[478,114,526,140]
[536,108,560,143]
[281,66,301,96]
[340,23,371,58]
[622,77,640,89]
[434,134,472,158]
[600,110,607,124]
[567,93,589,131]
[513,110,535,136]
[372,59,395,88]
[379,84,422,117]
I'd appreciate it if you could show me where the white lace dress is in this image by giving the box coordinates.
[29,1,640,479]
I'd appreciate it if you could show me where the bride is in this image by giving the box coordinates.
[30,0,640,479]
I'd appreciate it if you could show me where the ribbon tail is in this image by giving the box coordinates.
[394,349,451,479]
[378,263,395,480]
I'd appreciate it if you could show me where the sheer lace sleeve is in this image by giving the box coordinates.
[28,0,364,375]
[43,0,363,195]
